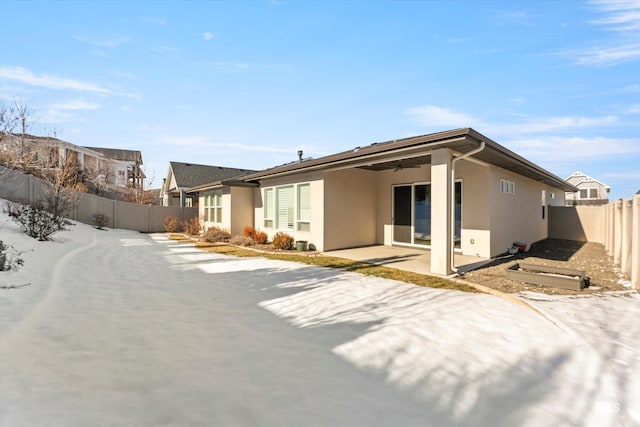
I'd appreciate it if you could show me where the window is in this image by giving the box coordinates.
[264,188,274,228]
[297,183,310,232]
[203,190,222,223]
[264,183,311,231]
[579,189,588,199]
[500,179,515,195]
[589,188,598,199]
[276,186,294,230]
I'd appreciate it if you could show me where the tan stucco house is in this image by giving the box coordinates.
[188,128,576,276]
[161,161,255,207]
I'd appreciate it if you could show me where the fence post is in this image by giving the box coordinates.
[604,204,609,252]
[621,199,632,275]
[28,174,34,204]
[614,200,623,265]
[112,199,118,230]
[608,203,615,256]
[632,195,640,290]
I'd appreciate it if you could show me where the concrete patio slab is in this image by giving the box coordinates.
[324,245,491,276]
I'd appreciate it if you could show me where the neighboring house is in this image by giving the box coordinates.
[84,147,145,189]
[0,132,131,191]
[161,161,255,207]
[188,128,576,276]
[565,171,610,206]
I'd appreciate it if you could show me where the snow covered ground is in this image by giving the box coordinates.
[1,210,639,427]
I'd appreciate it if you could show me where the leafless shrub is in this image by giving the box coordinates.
[229,235,255,246]
[92,213,110,230]
[200,227,231,243]
[272,232,294,250]
[163,215,183,232]
[183,216,201,235]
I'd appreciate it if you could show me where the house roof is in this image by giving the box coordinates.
[236,128,577,192]
[169,162,256,190]
[565,171,610,190]
[84,147,143,164]
[4,133,129,163]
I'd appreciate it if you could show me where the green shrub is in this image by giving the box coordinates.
[200,227,231,243]
[163,215,183,232]
[272,232,294,250]
[10,202,67,241]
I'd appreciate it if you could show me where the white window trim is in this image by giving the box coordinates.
[204,189,223,223]
[500,179,515,195]
[263,183,311,232]
[296,183,311,232]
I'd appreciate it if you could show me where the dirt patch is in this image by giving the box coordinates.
[460,239,630,295]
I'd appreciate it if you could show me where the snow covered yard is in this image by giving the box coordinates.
[1,212,639,427]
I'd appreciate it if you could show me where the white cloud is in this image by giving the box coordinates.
[404,105,482,129]
[161,135,293,154]
[603,171,640,180]
[149,46,178,54]
[203,32,215,41]
[589,0,640,32]
[487,114,618,135]
[573,43,640,66]
[625,103,640,113]
[505,135,640,162]
[0,66,112,95]
[405,105,618,135]
[139,123,162,132]
[142,16,166,25]
[75,35,131,48]
[568,1,640,66]
[49,100,101,110]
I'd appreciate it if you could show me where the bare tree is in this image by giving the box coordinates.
[14,99,35,158]
[0,100,37,171]
[121,168,157,204]
[34,142,84,218]
[83,160,115,196]
[121,184,157,205]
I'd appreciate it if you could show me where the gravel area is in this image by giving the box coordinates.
[460,239,631,295]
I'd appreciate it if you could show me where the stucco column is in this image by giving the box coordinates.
[430,148,453,276]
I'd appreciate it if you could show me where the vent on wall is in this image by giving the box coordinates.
[500,179,515,195]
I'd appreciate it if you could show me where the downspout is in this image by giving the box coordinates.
[451,140,485,274]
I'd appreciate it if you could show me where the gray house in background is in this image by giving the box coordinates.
[161,161,255,207]
[84,147,145,189]
[565,171,610,206]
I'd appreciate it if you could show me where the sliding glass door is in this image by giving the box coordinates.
[393,182,461,248]
[393,186,412,244]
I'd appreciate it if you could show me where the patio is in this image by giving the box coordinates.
[324,245,491,277]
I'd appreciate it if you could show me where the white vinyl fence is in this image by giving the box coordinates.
[0,166,197,233]
[549,195,640,290]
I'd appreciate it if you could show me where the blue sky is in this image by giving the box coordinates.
[1,0,639,199]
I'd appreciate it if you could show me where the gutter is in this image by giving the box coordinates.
[451,140,485,274]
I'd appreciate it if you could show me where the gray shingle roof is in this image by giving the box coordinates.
[84,147,143,163]
[170,162,256,188]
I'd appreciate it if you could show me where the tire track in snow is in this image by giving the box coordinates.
[0,232,99,344]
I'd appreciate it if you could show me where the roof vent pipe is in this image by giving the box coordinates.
[298,150,303,162]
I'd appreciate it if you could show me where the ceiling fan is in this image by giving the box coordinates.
[393,161,421,172]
